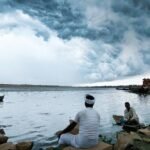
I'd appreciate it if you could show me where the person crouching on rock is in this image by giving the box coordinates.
[124,102,139,125]
[57,94,100,148]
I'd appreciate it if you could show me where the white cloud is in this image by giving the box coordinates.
[0,10,50,40]
[0,10,92,85]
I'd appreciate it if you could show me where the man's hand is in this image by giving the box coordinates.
[55,121,77,139]
[55,130,63,138]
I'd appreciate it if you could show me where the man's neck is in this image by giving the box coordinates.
[127,107,130,111]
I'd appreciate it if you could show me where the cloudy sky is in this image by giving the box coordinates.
[0,0,150,85]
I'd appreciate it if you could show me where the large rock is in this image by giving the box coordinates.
[0,134,8,144]
[123,124,140,132]
[138,128,150,137]
[0,129,5,135]
[46,148,53,150]
[63,142,112,150]
[115,131,141,150]
[16,141,33,150]
[0,142,16,150]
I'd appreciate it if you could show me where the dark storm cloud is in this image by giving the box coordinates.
[112,0,150,17]
[0,0,126,42]
[112,0,150,37]
[0,0,149,41]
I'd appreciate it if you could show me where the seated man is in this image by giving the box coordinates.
[57,94,100,148]
[124,102,139,125]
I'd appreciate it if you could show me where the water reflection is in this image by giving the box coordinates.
[138,94,150,102]
[0,102,3,108]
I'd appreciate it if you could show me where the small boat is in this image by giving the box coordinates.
[113,115,124,125]
[0,95,4,102]
[116,86,129,90]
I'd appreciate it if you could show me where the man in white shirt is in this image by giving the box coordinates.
[124,102,139,125]
[57,94,100,148]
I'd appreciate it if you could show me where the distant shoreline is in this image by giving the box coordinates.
[0,84,133,92]
[0,83,137,88]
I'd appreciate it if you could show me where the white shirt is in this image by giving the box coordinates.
[124,107,139,122]
[74,107,100,148]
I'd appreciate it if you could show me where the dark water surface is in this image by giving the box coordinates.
[0,88,150,149]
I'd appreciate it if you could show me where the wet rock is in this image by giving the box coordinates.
[115,131,141,150]
[0,129,5,135]
[0,142,16,150]
[132,138,150,150]
[138,128,150,136]
[16,141,33,150]
[123,124,140,132]
[0,134,8,144]
[46,148,53,150]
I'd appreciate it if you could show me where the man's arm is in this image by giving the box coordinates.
[130,108,137,120]
[57,121,77,138]
[124,110,128,120]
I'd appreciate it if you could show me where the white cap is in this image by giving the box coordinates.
[85,97,95,104]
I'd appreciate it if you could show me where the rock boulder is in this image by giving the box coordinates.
[0,129,5,135]
[0,142,16,150]
[0,134,8,144]
[16,141,33,150]
[115,131,141,150]
[138,128,150,137]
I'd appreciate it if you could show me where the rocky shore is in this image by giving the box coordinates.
[115,128,150,150]
[129,85,150,94]
[0,125,150,150]
[116,78,150,95]
[46,125,150,150]
[0,129,33,150]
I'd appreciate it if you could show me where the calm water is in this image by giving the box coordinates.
[0,88,150,149]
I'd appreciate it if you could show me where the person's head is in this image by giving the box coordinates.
[85,94,95,108]
[125,102,130,110]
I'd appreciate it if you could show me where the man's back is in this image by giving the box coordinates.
[75,108,100,148]
[58,94,100,148]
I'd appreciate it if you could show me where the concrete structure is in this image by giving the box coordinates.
[143,78,150,87]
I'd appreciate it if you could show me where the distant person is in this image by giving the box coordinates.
[124,102,139,125]
[57,94,100,148]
